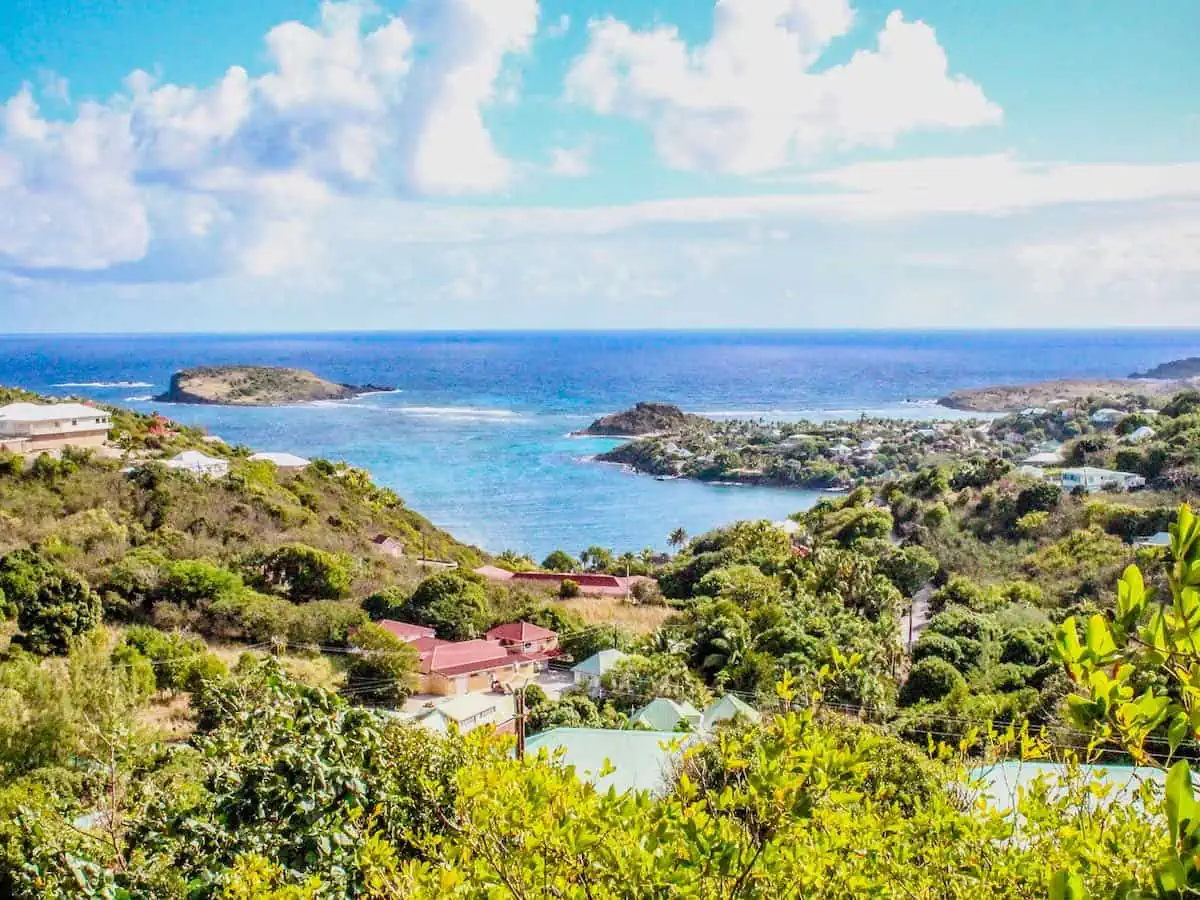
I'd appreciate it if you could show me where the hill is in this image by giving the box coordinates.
[579,402,696,436]
[155,365,392,406]
[1130,357,1200,379]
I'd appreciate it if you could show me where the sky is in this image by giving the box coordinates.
[0,0,1197,332]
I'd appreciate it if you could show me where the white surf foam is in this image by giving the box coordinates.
[55,381,153,388]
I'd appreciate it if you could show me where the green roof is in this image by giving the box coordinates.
[525,727,693,795]
[702,694,760,727]
[630,697,702,732]
[571,648,627,676]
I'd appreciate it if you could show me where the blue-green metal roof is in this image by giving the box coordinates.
[525,727,694,795]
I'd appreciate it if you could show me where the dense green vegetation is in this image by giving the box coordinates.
[6,388,1200,896]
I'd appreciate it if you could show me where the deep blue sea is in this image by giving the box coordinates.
[1,330,1197,558]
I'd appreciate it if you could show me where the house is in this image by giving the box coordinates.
[1032,440,1063,454]
[1015,465,1045,480]
[1134,532,1171,549]
[1019,407,1050,417]
[1090,408,1125,426]
[377,620,436,642]
[1061,467,1145,493]
[485,621,559,656]
[524,727,695,795]
[571,649,628,696]
[417,694,514,736]
[972,761,1163,816]
[1124,426,1156,444]
[163,450,230,477]
[249,451,311,471]
[413,622,560,696]
[370,535,406,558]
[630,698,703,732]
[1022,451,1064,467]
[702,695,761,730]
[0,402,111,453]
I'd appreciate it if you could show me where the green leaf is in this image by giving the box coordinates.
[1165,760,1195,847]
[1049,869,1090,900]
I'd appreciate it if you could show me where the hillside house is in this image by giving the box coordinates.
[249,451,311,471]
[0,402,111,453]
[413,621,560,695]
[164,450,230,477]
[525,728,695,795]
[417,694,514,736]
[630,697,703,732]
[377,620,435,642]
[571,649,628,696]
[702,695,761,730]
[1061,467,1145,493]
[486,621,559,656]
[370,535,406,558]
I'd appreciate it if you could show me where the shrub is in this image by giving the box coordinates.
[541,550,578,572]
[630,578,665,606]
[899,657,965,705]
[244,544,354,603]
[1000,628,1052,666]
[1014,510,1049,537]
[2,551,102,655]
[344,623,418,705]
[559,578,581,599]
[876,545,938,596]
[1015,482,1062,516]
[930,576,984,614]
[362,586,408,621]
[910,633,964,670]
[983,662,1031,694]
[159,559,245,608]
[407,572,489,640]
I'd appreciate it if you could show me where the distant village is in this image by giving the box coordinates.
[596,399,1161,497]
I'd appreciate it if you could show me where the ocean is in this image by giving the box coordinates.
[1,330,1196,558]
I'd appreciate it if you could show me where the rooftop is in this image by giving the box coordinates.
[248,451,311,467]
[571,648,628,676]
[486,621,557,643]
[524,727,694,795]
[0,401,106,422]
[420,639,514,677]
[630,697,702,732]
[377,620,436,642]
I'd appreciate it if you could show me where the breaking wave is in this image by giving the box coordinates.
[55,380,153,388]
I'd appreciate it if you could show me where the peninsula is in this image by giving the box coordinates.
[155,365,392,406]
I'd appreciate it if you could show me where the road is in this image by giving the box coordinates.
[900,583,933,652]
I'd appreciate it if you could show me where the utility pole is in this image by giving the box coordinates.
[515,686,526,760]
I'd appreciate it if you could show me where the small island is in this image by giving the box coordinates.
[155,365,392,406]
[577,401,699,436]
[1130,357,1200,379]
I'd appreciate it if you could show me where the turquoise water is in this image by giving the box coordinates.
[2,330,1197,557]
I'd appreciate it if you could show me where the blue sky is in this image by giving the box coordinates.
[1,0,1197,331]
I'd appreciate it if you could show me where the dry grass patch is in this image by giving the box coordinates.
[137,693,195,742]
[549,595,673,634]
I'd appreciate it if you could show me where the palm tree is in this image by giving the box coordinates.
[668,527,688,550]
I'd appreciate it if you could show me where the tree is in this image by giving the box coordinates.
[244,544,354,603]
[362,585,408,621]
[406,572,489,640]
[1014,481,1062,517]
[345,623,419,705]
[875,545,938,596]
[579,546,615,572]
[159,558,245,608]
[899,657,965,706]
[668,527,688,550]
[558,578,580,598]
[541,550,577,572]
[2,550,102,655]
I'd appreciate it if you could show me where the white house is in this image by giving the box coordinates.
[1022,451,1064,467]
[1061,466,1145,493]
[1124,426,1156,444]
[1134,532,1171,549]
[1090,408,1125,426]
[571,649,628,696]
[248,451,311,471]
[164,450,230,477]
[417,694,514,735]
[702,695,761,730]
[0,402,111,453]
[1016,465,1045,479]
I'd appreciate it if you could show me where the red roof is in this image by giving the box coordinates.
[420,639,516,677]
[377,620,436,642]
[486,621,557,644]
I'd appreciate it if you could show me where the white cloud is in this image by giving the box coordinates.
[565,1,1000,173]
[0,0,537,277]
[548,144,590,177]
[547,13,570,38]
[1017,209,1200,299]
